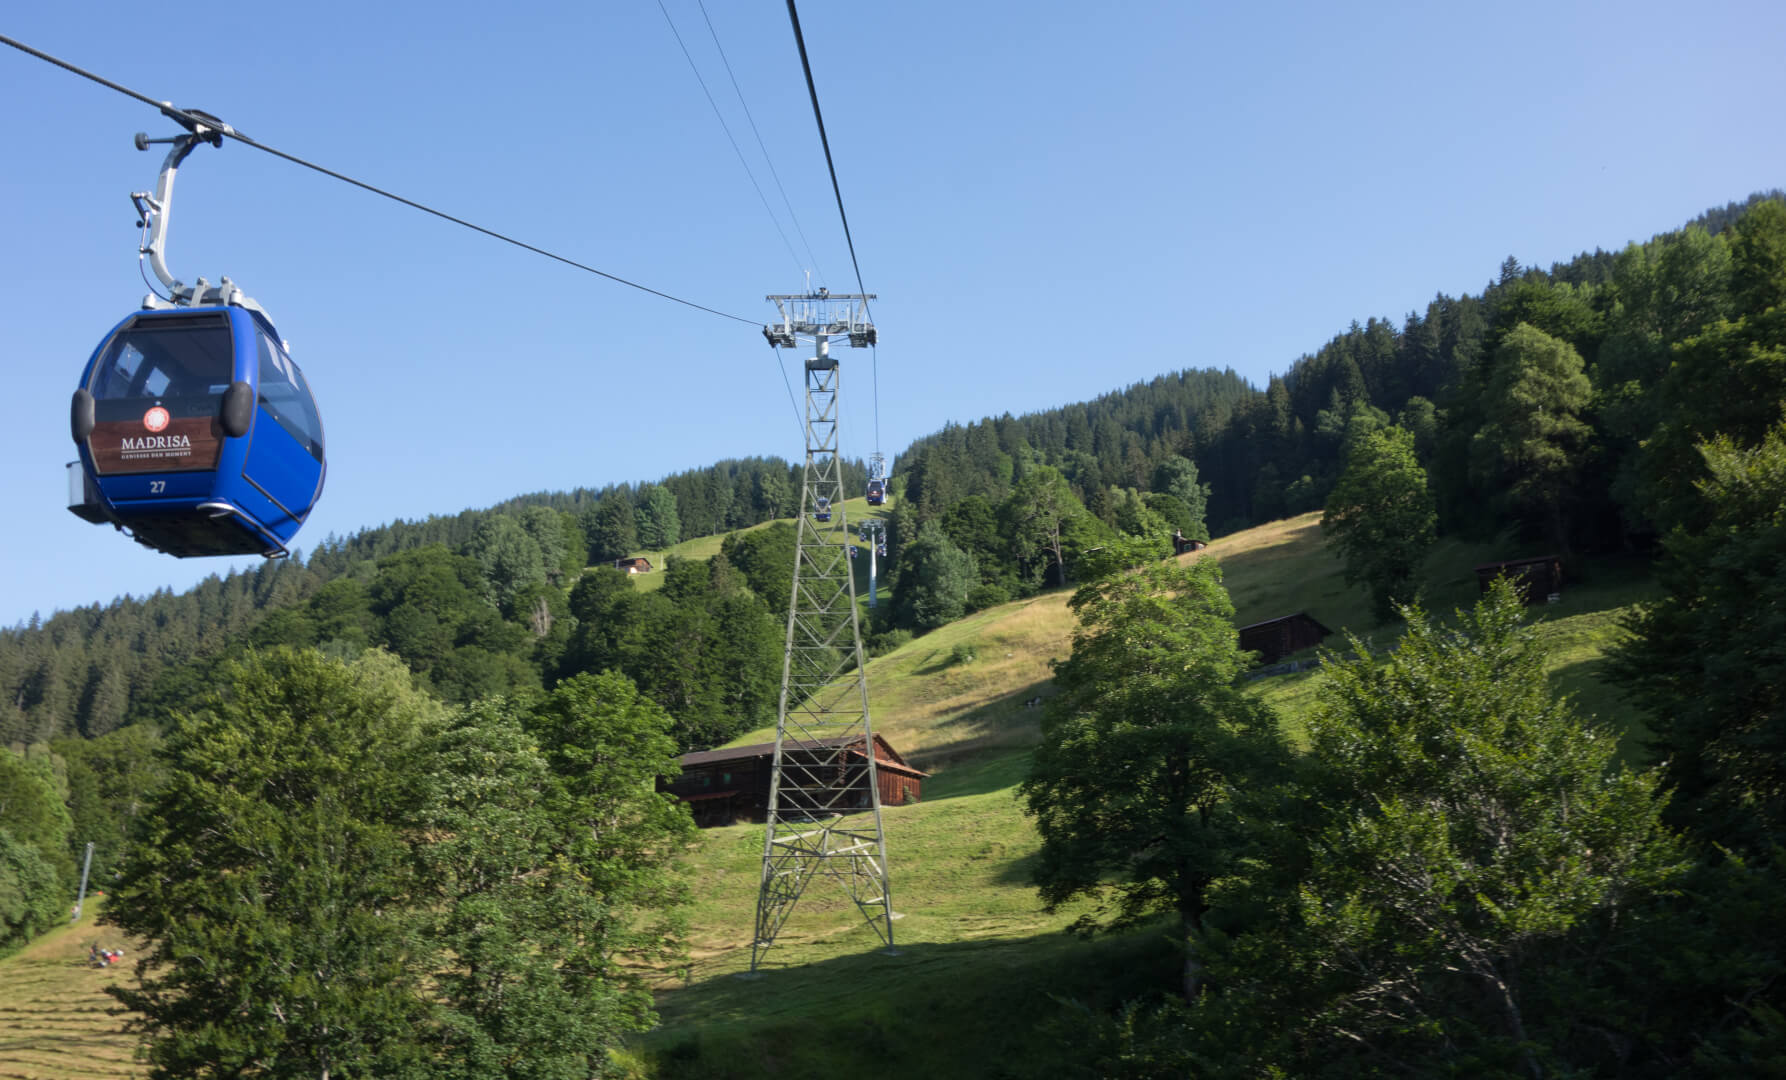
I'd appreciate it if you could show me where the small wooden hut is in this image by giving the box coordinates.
[1473,555,1563,605]
[1237,612,1333,664]
[662,734,927,827]
[1172,531,1208,555]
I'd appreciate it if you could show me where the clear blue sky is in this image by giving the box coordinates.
[4,0,1783,626]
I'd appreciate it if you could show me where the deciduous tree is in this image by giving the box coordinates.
[104,649,444,1079]
[888,523,978,631]
[1322,425,1436,620]
[1020,559,1285,1003]
[103,651,694,1078]
[1616,423,1786,853]
[422,672,694,1078]
[1241,583,1679,1077]
[1470,322,1593,554]
[635,484,682,550]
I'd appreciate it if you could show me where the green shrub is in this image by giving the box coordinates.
[866,628,913,657]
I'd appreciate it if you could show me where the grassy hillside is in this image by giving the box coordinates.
[624,513,1661,1077]
[0,903,138,1080]
[0,512,1659,1079]
[623,497,889,598]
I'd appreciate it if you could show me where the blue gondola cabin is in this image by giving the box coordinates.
[69,305,325,558]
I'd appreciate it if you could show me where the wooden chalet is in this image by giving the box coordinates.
[1172,531,1208,556]
[1473,555,1563,605]
[1237,612,1333,665]
[614,557,653,574]
[663,734,927,828]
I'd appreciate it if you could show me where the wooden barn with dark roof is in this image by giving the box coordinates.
[1473,555,1563,605]
[1237,612,1333,665]
[662,734,927,827]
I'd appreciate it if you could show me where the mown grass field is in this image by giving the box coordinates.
[0,902,138,1080]
[0,511,1661,1079]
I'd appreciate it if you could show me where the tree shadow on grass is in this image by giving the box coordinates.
[896,680,1056,803]
[909,649,962,677]
[641,925,1180,1080]
[1547,655,1655,767]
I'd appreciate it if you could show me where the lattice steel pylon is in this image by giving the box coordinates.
[751,290,894,973]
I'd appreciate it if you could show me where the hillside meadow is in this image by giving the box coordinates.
[627,511,1659,1077]
[0,512,1657,1079]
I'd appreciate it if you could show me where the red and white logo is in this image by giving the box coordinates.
[143,407,170,433]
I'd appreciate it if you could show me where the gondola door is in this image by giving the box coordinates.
[239,322,325,542]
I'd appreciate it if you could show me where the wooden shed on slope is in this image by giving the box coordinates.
[614,557,653,574]
[1473,555,1563,605]
[1172,530,1208,556]
[1237,612,1333,665]
[663,734,928,827]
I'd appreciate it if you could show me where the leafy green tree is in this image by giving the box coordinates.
[104,649,694,1078]
[1616,424,1786,853]
[54,724,163,885]
[1151,455,1209,540]
[306,577,377,654]
[1487,276,1604,364]
[719,522,796,615]
[364,546,532,700]
[692,587,784,744]
[0,745,73,890]
[750,467,792,520]
[428,642,541,704]
[1471,323,1594,554]
[1142,492,1193,537]
[1731,197,1786,314]
[656,554,709,605]
[613,588,778,751]
[938,495,1005,568]
[1110,487,1171,547]
[635,484,682,550]
[0,745,72,952]
[421,672,694,1079]
[1001,465,1096,589]
[561,566,639,679]
[467,514,547,617]
[1596,229,1733,536]
[1020,558,1286,1002]
[1322,425,1436,620]
[583,498,639,564]
[513,505,580,586]
[1638,203,1786,533]
[1395,395,1440,462]
[0,827,62,954]
[104,649,445,1079]
[889,523,979,631]
[1241,583,1680,1076]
